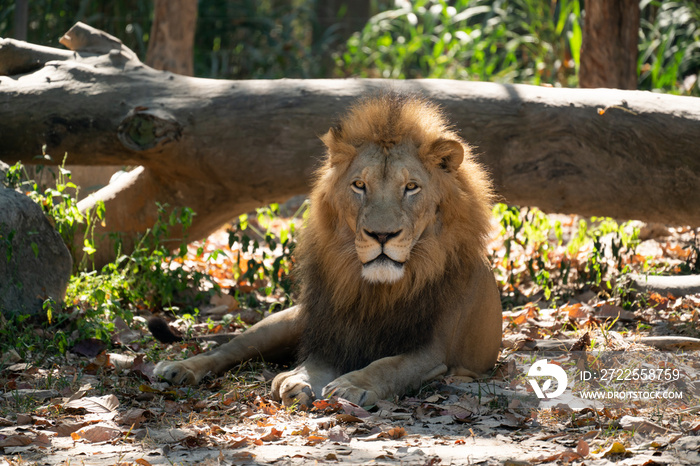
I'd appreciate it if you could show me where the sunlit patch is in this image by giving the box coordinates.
[361,255,405,283]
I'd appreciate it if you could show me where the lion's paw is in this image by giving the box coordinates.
[154,361,200,385]
[271,370,316,407]
[322,375,380,407]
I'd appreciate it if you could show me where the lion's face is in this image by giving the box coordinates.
[306,93,490,294]
[338,141,449,284]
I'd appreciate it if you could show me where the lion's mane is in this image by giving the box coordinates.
[295,93,495,373]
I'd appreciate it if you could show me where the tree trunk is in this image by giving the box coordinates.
[579,0,639,89]
[2,23,700,266]
[60,0,199,201]
[13,0,28,41]
[315,0,370,74]
[146,0,198,76]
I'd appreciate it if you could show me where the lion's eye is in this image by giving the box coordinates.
[352,180,366,192]
[405,182,420,194]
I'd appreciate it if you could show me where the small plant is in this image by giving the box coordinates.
[492,204,640,306]
[67,202,220,341]
[678,230,700,274]
[638,1,700,96]
[4,153,105,272]
[336,0,581,87]
[227,201,308,308]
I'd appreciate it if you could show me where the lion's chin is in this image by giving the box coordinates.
[361,255,405,284]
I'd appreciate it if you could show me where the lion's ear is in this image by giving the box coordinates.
[321,125,355,166]
[429,139,464,172]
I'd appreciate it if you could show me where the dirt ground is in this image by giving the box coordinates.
[1,340,699,465]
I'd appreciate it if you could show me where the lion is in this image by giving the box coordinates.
[154,93,503,407]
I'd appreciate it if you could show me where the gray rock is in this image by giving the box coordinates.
[0,161,72,316]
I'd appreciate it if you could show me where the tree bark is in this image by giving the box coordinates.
[579,0,639,89]
[146,0,198,76]
[315,0,370,74]
[13,0,29,41]
[2,24,700,266]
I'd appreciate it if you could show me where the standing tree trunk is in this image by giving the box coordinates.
[579,0,639,89]
[146,0,198,76]
[315,0,370,75]
[13,0,28,41]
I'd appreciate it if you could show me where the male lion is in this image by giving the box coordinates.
[155,93,502,407]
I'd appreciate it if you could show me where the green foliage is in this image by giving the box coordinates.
[493,203,640,305]
[336,0,581,86]
[67,203,219,340]
[4,161,218,347]
[638,1,700,96]
[228,201,308,307]
[3,153,104,272]
[0,0,152,55]
[0,310,71,364]
[3,0,698,95]
[196,0,332,79]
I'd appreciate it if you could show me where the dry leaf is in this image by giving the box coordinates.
[259,427,283,442]
[75,424,122,443]
[336,397,371,418]
[569,332,591,351]
[34,432,51,447]
[601,442,628,457]
[229,437,253,449]
[379,427,407,440]
[231,452,255,461]
[336,413,364,423]
[16,414,33,425]
[112,316,143,346]
[619,415,669,435]
[577,438,589,457]
[305,435,327,445]
[67,383,93,403]
[291,425,312,436]
[328,426,351,443]
[71,338,107,358]
[564,303,588,319]
[53,420,88,437]
[116,408,150,428]
[0,434,33,447]
[65,394,119,413]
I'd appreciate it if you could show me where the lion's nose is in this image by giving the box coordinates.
[364,229,402,245]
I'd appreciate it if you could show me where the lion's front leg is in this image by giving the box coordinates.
[271,357,337,407]
[155,305,302,385]
[322,350,448,406]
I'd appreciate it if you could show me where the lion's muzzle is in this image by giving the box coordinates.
[358,229,408,284]
[361,253,405,283]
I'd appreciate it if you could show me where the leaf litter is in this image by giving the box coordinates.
[1,210,699,464]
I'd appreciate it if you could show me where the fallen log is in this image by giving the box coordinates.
[507,336,700,352]
[2,23,700,266]
[630,274,700,297]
